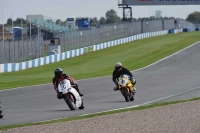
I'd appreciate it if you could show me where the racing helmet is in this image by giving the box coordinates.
[54,68,63,78]
[115,62,122,71]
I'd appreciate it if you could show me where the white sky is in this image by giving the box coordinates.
[0,0,199,24]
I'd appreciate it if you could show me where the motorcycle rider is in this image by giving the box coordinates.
[52,68,83,99]
[112,62,136,93]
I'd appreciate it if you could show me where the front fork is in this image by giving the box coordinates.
[67,93,74,100]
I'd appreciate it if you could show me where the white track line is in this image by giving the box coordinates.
[35,85,200,123]
[81,85,200,115]
[133,41,200,72]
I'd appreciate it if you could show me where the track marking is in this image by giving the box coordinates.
[35,85,200,123]
[80,85,200,115]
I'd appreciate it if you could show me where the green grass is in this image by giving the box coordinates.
[0,32,200,90]
[0,97,199,130]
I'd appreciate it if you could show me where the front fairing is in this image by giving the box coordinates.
[58,79,82,108]
[58,79,71,94]
[118,75,134,91]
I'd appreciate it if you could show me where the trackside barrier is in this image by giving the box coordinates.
[1,30,182,73]
[169,28,183,34]
[183,28,196,32]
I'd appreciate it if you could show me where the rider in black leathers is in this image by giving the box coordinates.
[112,62,136,92]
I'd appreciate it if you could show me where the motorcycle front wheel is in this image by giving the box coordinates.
[121,88,130,102]
[64,94,76,110]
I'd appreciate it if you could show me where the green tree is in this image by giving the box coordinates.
[149,16,155,20]
[46,19,54,24]
[105,9,120,24]
[186,11,200,23]
[7,18,12,25]
[75,17,79,26]
[90,17,98,26]
[14,18,22,24]
[56,19,62,25]
[99,17,106,25]
[11,18,26,26]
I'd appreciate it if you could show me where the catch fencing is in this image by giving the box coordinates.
[0,36,44,63]
[55,18,178,52]
[0,18,196,64]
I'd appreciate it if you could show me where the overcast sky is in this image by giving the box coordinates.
[0,0,199,24]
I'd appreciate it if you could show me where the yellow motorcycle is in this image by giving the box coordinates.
[118,74,135,102]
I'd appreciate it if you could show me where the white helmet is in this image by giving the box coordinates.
[115,62,122,71]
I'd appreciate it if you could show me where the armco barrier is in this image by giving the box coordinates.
[0,30,177,73]
[169,29,183,34]
[169,29,175,34]
[183,28,196,32]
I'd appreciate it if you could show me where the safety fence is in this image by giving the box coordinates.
[54,19,176,52]
[0,29,185,73]
[0,36,44,64]
[0,18,195,64]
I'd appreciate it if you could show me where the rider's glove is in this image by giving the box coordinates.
[130,78,136,85]
[129,77,133,82]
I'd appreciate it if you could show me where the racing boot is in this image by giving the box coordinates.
[132,87,136,95]
[113,86,119,91]
[78,92,84,97]
[131,79,136,94]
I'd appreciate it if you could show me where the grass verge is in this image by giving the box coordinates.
[0,97,200,130]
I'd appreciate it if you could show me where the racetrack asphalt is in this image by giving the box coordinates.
[0,41,200,127]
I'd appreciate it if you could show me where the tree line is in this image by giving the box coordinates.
[2,10,200,27]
